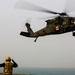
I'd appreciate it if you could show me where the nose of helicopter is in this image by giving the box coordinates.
[70,18,75,25]
[73,18,75,24]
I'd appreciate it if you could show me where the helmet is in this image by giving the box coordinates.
[5,56,11,61]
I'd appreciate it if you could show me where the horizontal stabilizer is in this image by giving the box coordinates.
[20,32,30,37]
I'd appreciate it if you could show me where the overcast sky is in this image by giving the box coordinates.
[0,0,75,68]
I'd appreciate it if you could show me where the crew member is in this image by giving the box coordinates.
[0,56,18,75]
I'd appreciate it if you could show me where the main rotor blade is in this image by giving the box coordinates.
[14,0,60,15]
[65,0,75,13]
[38,15,58,20]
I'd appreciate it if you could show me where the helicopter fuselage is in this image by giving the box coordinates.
[20,16,75,38]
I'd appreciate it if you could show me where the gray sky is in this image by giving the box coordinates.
[0,0,75,68]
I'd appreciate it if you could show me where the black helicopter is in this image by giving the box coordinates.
[15,0,75,42]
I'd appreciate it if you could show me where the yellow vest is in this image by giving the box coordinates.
[3,61,13,75]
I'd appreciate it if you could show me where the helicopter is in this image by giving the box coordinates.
[15,0,75,42]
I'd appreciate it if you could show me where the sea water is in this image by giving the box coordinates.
[0,68,75,75]
[14,68,75,75]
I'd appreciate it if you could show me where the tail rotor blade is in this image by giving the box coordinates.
[25,17,32,24]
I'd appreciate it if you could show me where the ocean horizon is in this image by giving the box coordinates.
[0,68,75,75]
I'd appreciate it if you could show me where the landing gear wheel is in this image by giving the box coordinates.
[72,31,75,36]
